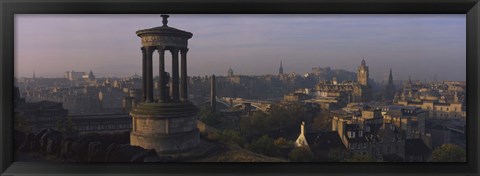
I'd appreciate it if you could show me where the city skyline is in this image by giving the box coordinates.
[15,14,466,81]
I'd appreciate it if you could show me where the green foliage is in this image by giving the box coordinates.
[274,137,294,148]
[312,110,332,131]
[268,102,305,129]
[14,112,32,133]
[204,131,222,142]
[64,117,78,135]
[202,129,247,147]
[248,111,268,133]
[240,102,307,134]
[431,144,466,162]
[199,107,222,128]
[248,135,282,157]
[221,129,246,146]
[55,116,79,136]
[288,147,314,162]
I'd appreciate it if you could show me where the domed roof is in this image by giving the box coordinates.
[136,15,192,39]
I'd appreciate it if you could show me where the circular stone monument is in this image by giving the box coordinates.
[130,15,200,154]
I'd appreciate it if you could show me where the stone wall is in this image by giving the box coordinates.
[15,128,167,162]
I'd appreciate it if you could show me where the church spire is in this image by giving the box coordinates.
[279,60,284,75]
[388,68,393,85]
[228,67,234,77]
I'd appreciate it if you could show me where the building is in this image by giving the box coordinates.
[315,59,372,104]
[14,87,69,133]
[331,103,430,161]
[295,121,309,148]
[65,70,86,81]
[395,88,466,119]
[293,122,346,161]
[382,106,426,139]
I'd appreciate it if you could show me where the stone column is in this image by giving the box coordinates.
[141,47,147,102]
[171,48,180,102]
[180,48,188,101]
[146,47,154,103]
[158,49,166,103]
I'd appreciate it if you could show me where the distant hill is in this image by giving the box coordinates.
[310,66,356,82]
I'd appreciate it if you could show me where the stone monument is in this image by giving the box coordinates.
[130,14,200,154]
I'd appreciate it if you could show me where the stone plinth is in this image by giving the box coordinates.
[130,102,199,154]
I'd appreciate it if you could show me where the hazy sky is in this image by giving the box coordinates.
[15,14,466,81]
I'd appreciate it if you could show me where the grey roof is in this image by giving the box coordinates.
[305,131,346,151]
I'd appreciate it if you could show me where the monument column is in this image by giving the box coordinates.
[158,48,166,102]
[171,48,180,102]
[146,47,154,103]
[180,48,188,101]
[141,47,147,102]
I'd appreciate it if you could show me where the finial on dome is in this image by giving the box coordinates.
[161,14,169,26]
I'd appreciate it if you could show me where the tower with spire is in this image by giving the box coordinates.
[357,59,369,87]
[88,69,95,81]
[228,68,234,77]
[388,68,394,85]
[384,68,396,101]
[403,75,414,99]
[353,58,372,102]
[279,60,284,75]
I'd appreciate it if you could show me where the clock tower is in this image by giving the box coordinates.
[357,59,369,87]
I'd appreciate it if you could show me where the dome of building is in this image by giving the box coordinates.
[136,15,192,39]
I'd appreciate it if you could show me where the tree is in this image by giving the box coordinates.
[55,116,79,136]
[248,111,268,133]
[312,110,333,130]
[274,137,293,148]
[63,116,78,136]
[248,135,282,157]
[221,129,246,146]
[288,146,314,162]
[431,144,466,162]
[199,107,222,128]
[14,112,32,133]
[204,131,222,142]
[55,117,63,131]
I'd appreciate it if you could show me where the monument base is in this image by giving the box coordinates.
[130,101,200,154]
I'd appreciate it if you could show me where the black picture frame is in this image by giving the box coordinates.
[1,0,479,175]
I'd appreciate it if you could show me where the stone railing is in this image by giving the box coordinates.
[15,129,168,162]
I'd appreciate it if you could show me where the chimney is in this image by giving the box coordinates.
[301,121,305,135]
